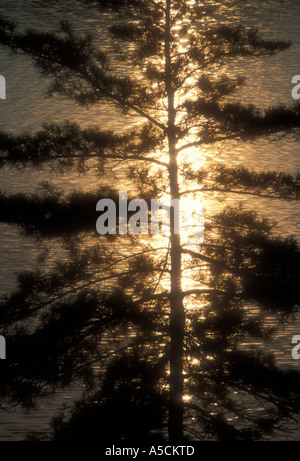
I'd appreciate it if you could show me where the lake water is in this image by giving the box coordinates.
[0,0,299,441]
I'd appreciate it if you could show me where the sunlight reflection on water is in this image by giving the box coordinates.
[0,0,299,441]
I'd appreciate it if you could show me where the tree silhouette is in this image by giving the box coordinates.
[0,0,299,442]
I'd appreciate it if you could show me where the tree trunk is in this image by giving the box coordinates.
[165,0,185,442]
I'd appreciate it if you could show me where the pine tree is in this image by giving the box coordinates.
[0,1,299,441]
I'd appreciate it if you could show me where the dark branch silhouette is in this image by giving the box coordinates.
[0,0,299,442]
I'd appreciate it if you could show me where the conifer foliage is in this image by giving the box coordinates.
[0,1,299,441]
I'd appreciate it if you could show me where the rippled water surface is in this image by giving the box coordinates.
[0,0,299,441]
